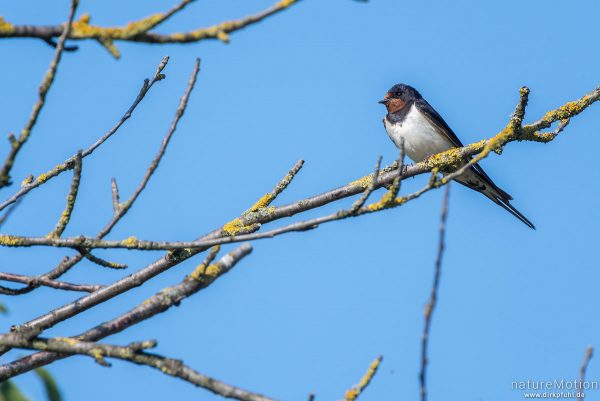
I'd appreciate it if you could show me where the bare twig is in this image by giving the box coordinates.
[0,0,79,188]
[110,177,120,212]
[0,56,195,358]
[42,56,200,277]
[0,199,21,229]
[343,356,382,401]
[0,56,190,297]
[0,272,101,294]
[510,86,530,131]
[577,346,594,401]
[77,248,127,270]
[420,184,450,401]
[347,156,381,215]
[387,137,405,199]
[47,151,82,238]
[0,56,169,213]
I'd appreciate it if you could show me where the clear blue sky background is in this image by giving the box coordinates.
[1,1,599,400]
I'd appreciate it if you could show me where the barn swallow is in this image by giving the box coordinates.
[379,83,534,229]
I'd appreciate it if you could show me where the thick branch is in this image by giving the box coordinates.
[0,57,200,358]
[0,245,252,382]
[1,157,299,347]
[0,335,276,401]
[0,200,21,229]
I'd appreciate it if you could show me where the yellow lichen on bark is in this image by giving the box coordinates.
[122,236,139,247]
[542,95,592,123]
[54,337,80,346]
[189,262,222,284]
[222,218,244,236]
[71,13,165,40]
[0,235,25,246]
[0,17,14,34]
[344,356,382,401]
[249,193,274,212]
[277,0,297,7]
[348,174,375,189]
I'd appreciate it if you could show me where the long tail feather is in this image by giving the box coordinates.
[488,194,535,229]
[454,166,535,229]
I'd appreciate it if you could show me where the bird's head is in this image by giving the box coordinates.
[379,84,421,114]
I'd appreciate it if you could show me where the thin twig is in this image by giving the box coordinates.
[0,272,101,294]
[388,137,405,199]
[343,356,383,401]
[577,346,594,401]
[0,199,21,229]
[77,248,127,269]
[0,0,79,188]
[0,56,186,297]
[0,56,193,358]
[348,156,381,215]
[48,151,82,238]
[510,86,530,131]
[0,56,169,213]
[420,184,451,401]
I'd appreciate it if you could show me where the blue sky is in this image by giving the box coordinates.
[1,0,599,400]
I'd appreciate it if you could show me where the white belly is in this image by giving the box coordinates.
[384,105,454,162]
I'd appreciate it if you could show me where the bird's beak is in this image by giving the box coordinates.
[378,99,389,105]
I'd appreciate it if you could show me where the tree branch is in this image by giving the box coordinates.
[0,335,277,401]
[419,184,450,401]
[77,248,127,270]
[0,157,300,353]
[0,56,169,212]
[0,85,597,385]
[0,272,101,294]
[47,151,82,238]
[0,0,301,59]
[1,85,594,252]
[343,356,382,401]
[0,0,79,188]
[0,56,190,296]
[0,199,21,229]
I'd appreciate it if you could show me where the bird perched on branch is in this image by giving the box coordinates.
[379,83,534,229]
